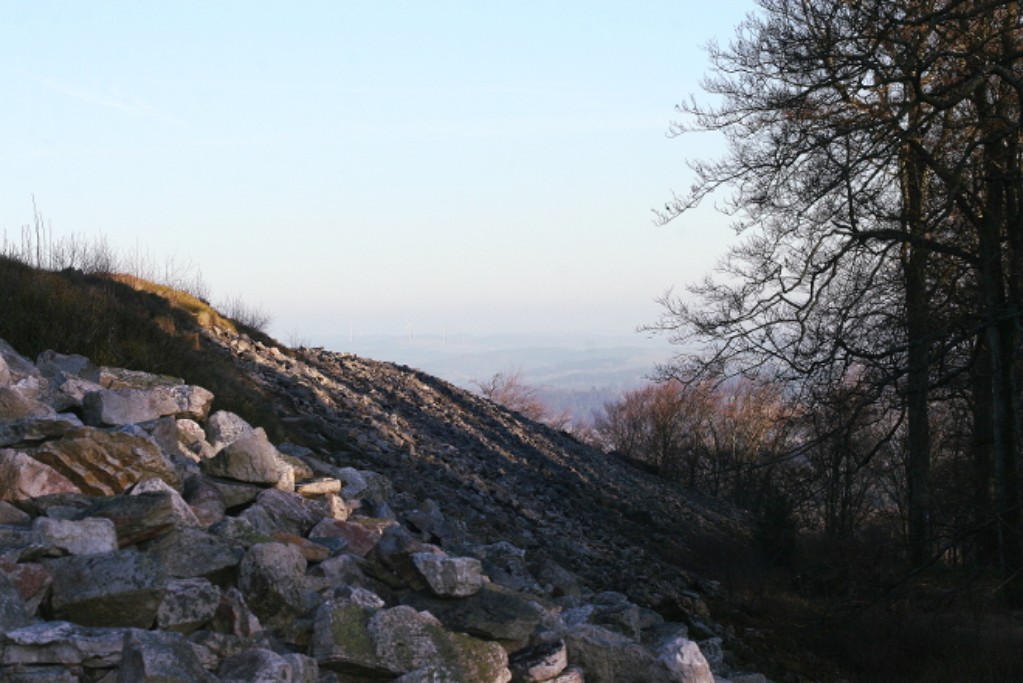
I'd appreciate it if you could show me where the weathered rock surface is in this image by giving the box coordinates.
[0,571,31,632]
[237,542,314,630]
[201,427,293,489]
[0,386,54,421]
[119,628,214,682]
[0,412,83,449]
[312,598,512,681]
[140,527,243,581]
[81,383,213,426]
[411,552,486,597]
[0,335,772,683]
[83,490,193,547]
[508,638,569,682]
[155,578,221,633]
[205,410,254,451]
[0,621,126,668]
[0,448,82,500]
[406,582,545,644]
[46,550,165,628]
[29,426,179,496]
[32,516,118,556]
[218,647,318,683]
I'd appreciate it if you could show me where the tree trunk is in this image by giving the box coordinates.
[972,338,996,564]
[902,139,932,566]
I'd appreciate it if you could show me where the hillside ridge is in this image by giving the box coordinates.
[0,264,776,682]
[211,325,752,602]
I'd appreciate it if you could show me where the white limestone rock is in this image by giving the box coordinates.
[32,517,117,556]
[201,428,293,490]
[82,384,214,427]
[205,410,254,452]
[410,552,486,598]
[657,631,715,683]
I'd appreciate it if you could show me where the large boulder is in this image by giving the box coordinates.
[139,527,243,582]
[32,517,118,556]
[155,578,221,634]
[205,411,254,452]
[46,549,166,628]
[201,428,293,490]
[312,599,511,682]
[119,628,215,682]
[0,386,55,421]
[0,570,31,632]
[0,621,126,669]
[509,639,569,683]
[0,413,83,449]
[562,623,713,683]
[0,340,37,380]
[236,487,323,537]
[410,552,486,597]
[82,384,214,426]
[237,542,315,630]
[83,490,194,547]
[218,647,318,683]
[405,582,545,644]
[29,427,179,496]
[0,449,82,500]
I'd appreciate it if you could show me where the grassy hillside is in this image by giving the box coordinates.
[0,255,290,440]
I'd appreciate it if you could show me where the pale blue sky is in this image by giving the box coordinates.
[1,1,753,341]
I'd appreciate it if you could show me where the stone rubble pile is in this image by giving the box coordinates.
[0,335,772,682]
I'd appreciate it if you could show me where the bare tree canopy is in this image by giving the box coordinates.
[653,0,1023,603]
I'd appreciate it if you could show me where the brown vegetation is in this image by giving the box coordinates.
[471,370,572,431]
[0,250,288,443]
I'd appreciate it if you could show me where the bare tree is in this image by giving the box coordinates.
[654,0,1023,599]
[472,370,571,430]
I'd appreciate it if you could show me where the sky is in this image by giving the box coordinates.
[0,1,754,344]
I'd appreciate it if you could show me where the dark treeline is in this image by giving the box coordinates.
[603,0,1023,616]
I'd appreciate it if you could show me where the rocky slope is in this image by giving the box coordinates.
[0,319,772,683]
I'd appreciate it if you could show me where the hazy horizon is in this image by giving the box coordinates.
[309,329,675,425]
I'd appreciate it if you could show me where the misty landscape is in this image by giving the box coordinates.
[3,1,1023,682]
[317,333,674,428]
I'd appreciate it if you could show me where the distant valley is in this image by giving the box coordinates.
[311,332,675,426]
